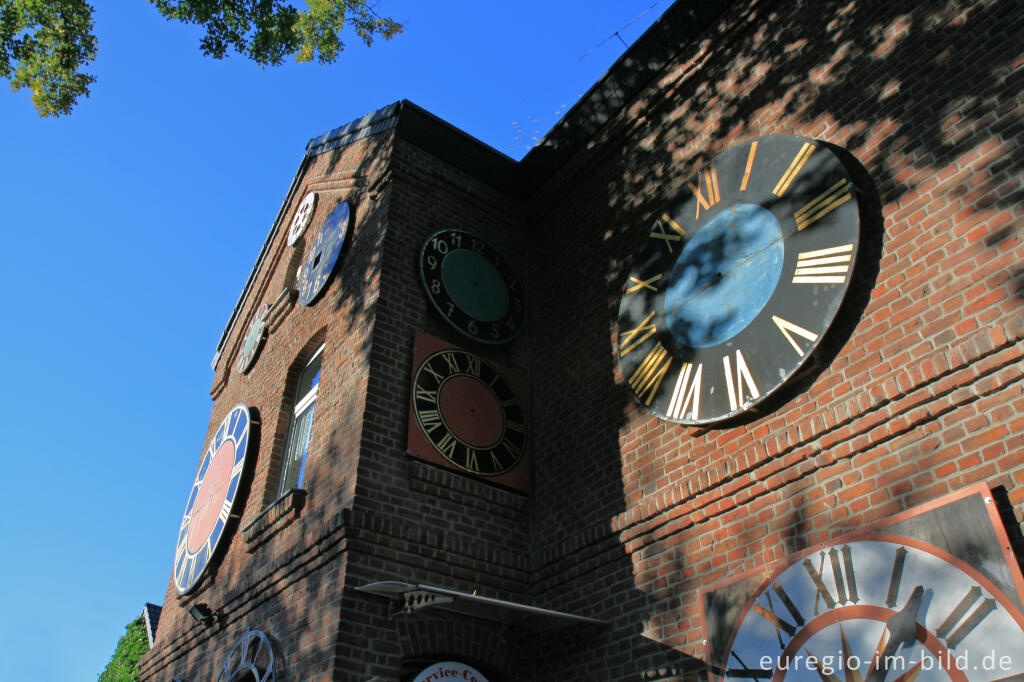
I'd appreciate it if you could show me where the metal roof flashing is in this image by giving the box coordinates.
[356,581,607,632]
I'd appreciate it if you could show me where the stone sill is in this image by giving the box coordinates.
[242,488,307,551]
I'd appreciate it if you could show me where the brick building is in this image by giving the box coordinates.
[140,0,1024,680]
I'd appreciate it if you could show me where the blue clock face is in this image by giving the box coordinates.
[298,201,350,306]
[617,135,862,425]
[173,403,251,594]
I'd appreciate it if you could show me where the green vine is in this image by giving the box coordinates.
[98,616,147,682]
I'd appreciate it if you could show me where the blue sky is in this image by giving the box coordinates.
[0,1,662,679]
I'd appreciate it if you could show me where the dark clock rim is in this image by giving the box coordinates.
[418,228,525,345]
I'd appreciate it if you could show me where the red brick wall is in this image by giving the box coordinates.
[526,0,1024,678]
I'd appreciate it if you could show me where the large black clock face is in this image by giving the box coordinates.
[419,229,525,344]
[617,135,861,424]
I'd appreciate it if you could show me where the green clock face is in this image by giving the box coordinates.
[617,135,862,425]
[419,229,525,344]
[702,487,1024,682]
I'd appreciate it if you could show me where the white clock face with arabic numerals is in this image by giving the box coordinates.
[723,539,1024,682]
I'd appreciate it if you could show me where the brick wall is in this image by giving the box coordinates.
[142,0,1023,679]
[525,0,1024,678]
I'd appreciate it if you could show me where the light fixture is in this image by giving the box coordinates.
[187,603,216,626]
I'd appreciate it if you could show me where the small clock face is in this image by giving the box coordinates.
[173,403,251,594]
[287,191,317,246]
[419,229,525,344]
[702,486,1024,682]
[407,332,528,490]
[235,303,270,374]
[617,135,861,424]
[298,201,350,306]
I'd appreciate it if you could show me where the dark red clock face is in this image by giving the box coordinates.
[173,404,251,594]
[407,332,529,491]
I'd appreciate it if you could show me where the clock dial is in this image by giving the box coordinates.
[287,191,317,246]
[298,201,351,306]
[173,403,251,594]
[235,303,270,374]
[617,135,861,424]
[419,229,525,344]
[407,332,529,490]
[703,486,1024,682]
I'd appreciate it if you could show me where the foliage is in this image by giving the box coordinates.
[0,0,98,117]
[98,616,148,682]
[0,0,402,117]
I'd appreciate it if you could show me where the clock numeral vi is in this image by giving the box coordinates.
[666,362,702,421]
[723,350,759,412]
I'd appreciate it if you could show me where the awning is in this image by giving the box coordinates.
[356,581,607,632]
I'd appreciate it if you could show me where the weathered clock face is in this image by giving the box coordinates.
[407,332,529,490]
[702,485,1024,682]
[419,229,525,344]
[236,303,269,374]
[173,403,251,594]
[617,135,862,424]
[298,201,350,306]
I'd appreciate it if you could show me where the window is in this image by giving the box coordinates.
[278,344,323,496]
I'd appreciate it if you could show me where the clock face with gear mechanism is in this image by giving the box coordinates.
[297,200,350,306]
[616,135,862,425]
[407,332,529,491]
[419,229,525,344]
[701,485,1024,682]
[173,403,252,594]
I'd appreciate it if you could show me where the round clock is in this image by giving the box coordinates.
[235,303,270,374]
[173,403,251,594]
[410,339,526,481]
[716,538,1024,682]
[413,662,489,682]
[419,229,525,344]
[616,134,861,424]
[298,201,351,306]
[286,191,317,246]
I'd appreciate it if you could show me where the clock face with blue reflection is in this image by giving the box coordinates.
[298,201,350,306]
[616,134,862,425]
[419,229,525,344]
[173,403,251,594]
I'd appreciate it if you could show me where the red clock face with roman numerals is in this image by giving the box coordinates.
[617,135,862,424]
[701,485,1024,682]
[173,403,251,594]
[407,332,529,491]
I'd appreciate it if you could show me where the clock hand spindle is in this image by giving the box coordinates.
[867,585,924,682]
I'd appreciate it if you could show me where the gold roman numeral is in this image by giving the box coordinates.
[792,244,853,284]
[418,409,443,434]
[665,362,702,420]
[626,274,661,294]
[648,213,686,252]
[794,179,852,230]
[773,142,815,196]
[690,164,721,220]
[771,315,819,356]
[619,311,657,356]
[740,140,758,191]
[724,349,759,412]
[628,343,672,406]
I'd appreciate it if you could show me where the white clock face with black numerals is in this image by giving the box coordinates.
[702,488,1024,682]
[721,540,1024,682]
